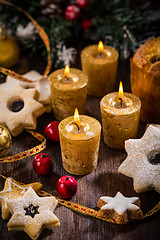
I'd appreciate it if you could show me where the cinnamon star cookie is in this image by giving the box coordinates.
[97,192,143,224]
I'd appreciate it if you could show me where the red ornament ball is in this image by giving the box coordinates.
[77,0,89,8]
[65,5,80,21]
[56,175,78,199]
[82,18,92,31]
[44,121,60,142]
[33,153,53,176]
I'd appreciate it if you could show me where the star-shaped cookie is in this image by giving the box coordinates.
[0,178,42,220]
[118,125,160,193]
[7,187,60,240]
[0,84,45,136]
[97,192,143,224]
[6,70,52,113]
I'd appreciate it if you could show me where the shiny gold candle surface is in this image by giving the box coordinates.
[59,115,101,175]
[81,43,119,97]
[100,92,141,149]
[49,68,88,121]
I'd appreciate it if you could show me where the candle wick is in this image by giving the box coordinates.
[119,98,122,107]
[65,76,69,81]
[99,52,102,57]
[73,122,80,131]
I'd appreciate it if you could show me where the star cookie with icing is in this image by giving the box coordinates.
[118,125,160,193]
[0,178,42,220]
[0,84,45,136]
[6,70,52,113]
[7,187,60,240]
[97,192,143,224]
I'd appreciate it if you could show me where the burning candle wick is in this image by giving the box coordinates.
[65,76,70,81]
[119,97,122,107]
[73,122,80,131]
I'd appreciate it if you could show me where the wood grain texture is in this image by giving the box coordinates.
[0,57,160,240]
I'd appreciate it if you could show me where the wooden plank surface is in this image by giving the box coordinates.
[0,57,160,240]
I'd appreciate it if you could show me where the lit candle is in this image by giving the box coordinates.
[49,66,88,121]
[81,41,119,97]
[59,108,101,175]
[100,82,141,149]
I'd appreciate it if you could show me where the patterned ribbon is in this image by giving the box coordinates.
[0,130,46,163]
[0,0,52,82]
[0,171,159,224]
[38,190,160,224]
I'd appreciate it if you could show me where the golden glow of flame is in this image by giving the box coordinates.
[98,41,104,52]
[64,65,70,78]
[74,108,80,126]
[118,81,124,100]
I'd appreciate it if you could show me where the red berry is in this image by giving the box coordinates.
[33,153,53,176]
[56,175,77,199]
[65,5,80,21]
[77,0,89,8]
[82,18,92,31]
[44,121,60,142]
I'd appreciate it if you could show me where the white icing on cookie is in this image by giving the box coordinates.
[118,125,160,193]
[0,178,33,208]
[0,196,8,208]
[100,192,139,215]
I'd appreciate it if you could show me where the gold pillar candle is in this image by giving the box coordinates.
[49,66,88,121]
[100,82,141,149]
[59,109,101,175]
[81,41,119,97]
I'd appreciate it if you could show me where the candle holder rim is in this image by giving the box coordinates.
[81,44,119,61]
[59,115,101,140]
[49,68,88,90]
[100,92,141,114]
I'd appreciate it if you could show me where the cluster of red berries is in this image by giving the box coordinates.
[65,0,92,31]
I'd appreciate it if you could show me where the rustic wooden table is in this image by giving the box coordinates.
[0,56,160,240]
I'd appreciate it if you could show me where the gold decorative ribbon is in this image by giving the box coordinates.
[0,130,46,163]
[38,190,160,224]
[0,173,159,224]
[0,0,52,82]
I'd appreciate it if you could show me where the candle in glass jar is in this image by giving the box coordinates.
[81,41,119,97]
[49,65,88,121]
[59,108,101,175]
[100,82,141,149]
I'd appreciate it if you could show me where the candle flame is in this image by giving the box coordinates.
[98,41,104,52]
[74,108,80,127]
[64,65,70,78]
[118,81,124,100]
